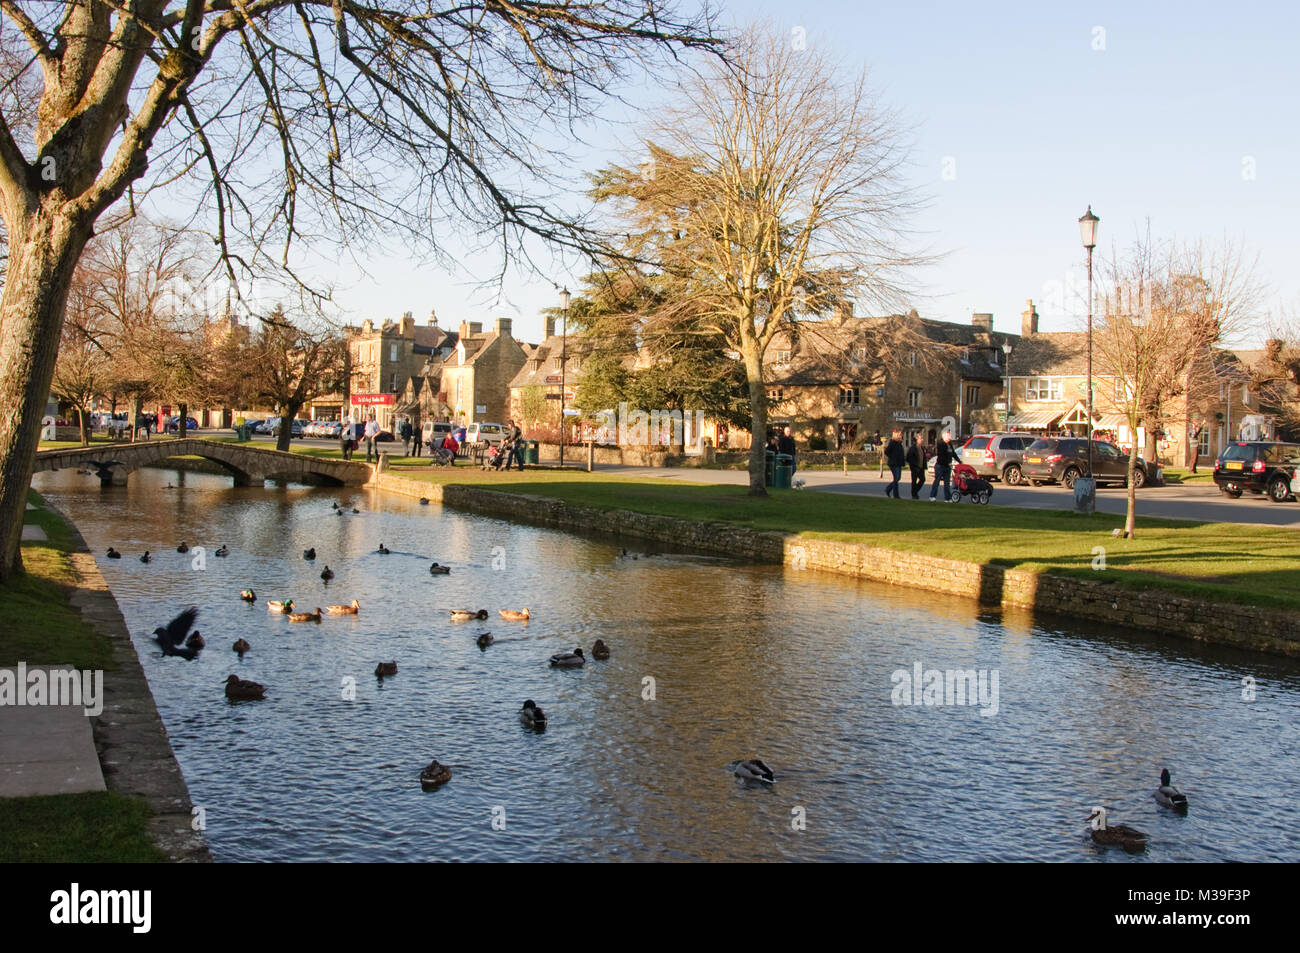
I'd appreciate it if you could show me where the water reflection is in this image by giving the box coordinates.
[31,465,1300,862]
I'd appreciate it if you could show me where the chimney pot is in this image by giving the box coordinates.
[1021,300,1039,337]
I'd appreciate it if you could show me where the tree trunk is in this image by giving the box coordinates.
[1125,437,1137,539]
[0,215,94,581]
[78,406,89,447]
[276,401,302,452]
[178,402,188,439]
[742,343,767,496]
[130,395,144,442]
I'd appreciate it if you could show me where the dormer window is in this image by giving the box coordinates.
[853,346,866,362]
[774,349,792,364]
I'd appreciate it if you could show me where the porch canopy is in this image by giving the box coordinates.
[1007,408,1060,429]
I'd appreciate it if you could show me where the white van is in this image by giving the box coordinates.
[422,420,454,448]
[465,423,506,447]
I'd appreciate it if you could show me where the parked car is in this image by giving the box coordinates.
[958,432,1036,485]
[1213,441,1300,502]
[320,421,342,438]
[164,415,200,433]
[465,422,505,447]
[272,418,307,439]
[1022,437,1160,488]
[422,420,454,448]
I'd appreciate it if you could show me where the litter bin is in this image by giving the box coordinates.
[523,440,539,466]
[765,450,776,487]
[235,424,251,442]
[774,453,794,489]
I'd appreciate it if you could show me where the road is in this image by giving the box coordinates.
[187,430,1300,529]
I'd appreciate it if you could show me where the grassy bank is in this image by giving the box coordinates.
[0,492,164,862]
[388,467,1300,611]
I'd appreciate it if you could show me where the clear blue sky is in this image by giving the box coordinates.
[314,0,1300,345]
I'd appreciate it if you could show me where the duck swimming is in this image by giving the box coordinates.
[375,661,398,678]
[232,638,251,656]
[140,551,151,563]
[377,543,391,554]
[326,599,361,614]
[592,639,610,660]
[419,760,451,790]
[498,608,530,621]
[177,542,190,554]
[1087,808,1148,853]
[224,674,265,701]
[288,607,322,623]
[419,498,430,505]
[1153,768,1189,812]
[303,547,316,560]
[240,589,257,603]
[733,759,775,783]
[476,633,495,649]
[450,609,488,621]
[266,599,294,613]
[320,566,334,581]
[548,647,585,668]
[429,562,451,575]
[106,548,121,559]
[519,699,547,729]
[214,545,230,557]
[184,631,205,650]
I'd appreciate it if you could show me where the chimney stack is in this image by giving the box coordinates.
[496,317,512,338]
[458,319,470,341]
[401,311,415,335]
[1021,300,1038,337]
[428,308,438,327]
[971,313,993,333]
[546,316,556,339]
[469,321,483,335]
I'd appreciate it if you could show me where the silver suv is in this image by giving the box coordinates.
[958,432,1036,485]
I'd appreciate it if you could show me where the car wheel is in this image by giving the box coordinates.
[1062,467,1081,489]
[1129,468,1146,489]
[1003,464,1023,486]
[1268,476,1291,503]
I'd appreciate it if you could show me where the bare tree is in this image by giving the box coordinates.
[50,268,112,446]
[590,26,929,494]
[1094,233,1262,536]
[244,305,346,452]
[0,1,719,580]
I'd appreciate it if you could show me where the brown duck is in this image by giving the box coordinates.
[224,675,265,700]
[288,607,322,623]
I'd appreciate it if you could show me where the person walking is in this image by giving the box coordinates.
[929,428,958,502]
[505,420,525,470]
[411,419,422,458]
[399,418,413,456]
[884,429,905,498]
[363,415,379,463]
[340,416,355,460]
[906,433,928,499]
[777,425,797,475]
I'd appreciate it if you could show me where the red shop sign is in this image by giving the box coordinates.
[350,393,395,406]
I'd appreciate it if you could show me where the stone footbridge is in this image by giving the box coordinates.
[33,438,371,487]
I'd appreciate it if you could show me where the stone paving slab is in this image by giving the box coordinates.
[0,666,105,797]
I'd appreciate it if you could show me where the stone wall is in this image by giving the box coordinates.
[375,472,1300,657]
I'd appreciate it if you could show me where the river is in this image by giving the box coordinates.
[31,465,1300,862]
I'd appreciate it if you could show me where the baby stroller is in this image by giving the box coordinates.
[429,445,457,467]
[949,463,993,504]
[481,444,509,471]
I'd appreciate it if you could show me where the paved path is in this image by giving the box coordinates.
[0,667,105,797]
[593,464,1300,529]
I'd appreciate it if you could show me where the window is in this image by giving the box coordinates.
[853,346,867,362]
[1242,384,1251,405]
[839,386,859,406]
[908,351,917,367]
[390,343,398,362]
[774,349,792,364]
[989,348,1000,366]
[1026,378,1062,401]
[965,385,980,406]
[908,387,922,408]
[1197,429,1210,457]
[390,373,398,392]
[766,388,784,402]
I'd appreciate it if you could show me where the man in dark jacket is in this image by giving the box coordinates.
[930,429,958,501]
[399,418,413,455]
[505,420,525,471]
[883,430,905,498]
[905,434,928,499]
[777,426,797,474]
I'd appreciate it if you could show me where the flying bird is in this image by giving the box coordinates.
[153,607,201,660]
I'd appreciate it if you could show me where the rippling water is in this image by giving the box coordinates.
[32,465,1300,862]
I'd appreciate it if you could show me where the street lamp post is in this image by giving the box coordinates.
[558,287,570,469]
[1002,341,1013,428]
[1078,205,1100,514]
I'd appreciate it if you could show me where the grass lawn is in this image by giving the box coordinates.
[1161,467,1217,485]
[0,791,166,862]
[390,467,1300,611]
[37,436,118,450]
[1,492,162,861]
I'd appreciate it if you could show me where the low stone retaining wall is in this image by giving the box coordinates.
[45,502,211,861]
[374,473,1300,657]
